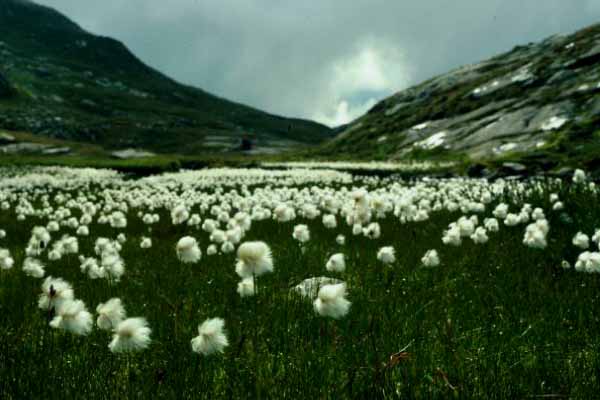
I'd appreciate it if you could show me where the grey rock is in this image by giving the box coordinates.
[0,132,16,144]
[111,148,156,159]
[501,162,528,174]
[42,146,71,155]
[0,142,51,154]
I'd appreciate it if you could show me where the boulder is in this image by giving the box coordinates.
[0,142,51,154]
[42,146,71,155]
[501,162,528,175]
[0,132,15,145]
[111,148,155,159]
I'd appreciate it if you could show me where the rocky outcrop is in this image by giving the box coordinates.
[324,23,600,166]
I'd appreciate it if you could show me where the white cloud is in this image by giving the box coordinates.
[314,98,378,127]
[36,0,600,125]
[312,37,411,126]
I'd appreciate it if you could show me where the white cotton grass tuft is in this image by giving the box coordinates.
[206,244,218,256]
[109,317,152,353]
[421,249,440,267]
[292,224,310,243]
[80,256,106,280]
[326,253,346,273]
[236,277,255,297]
[176,236,202,263]
[575,251,600,273]
[235,241,273,278]
[49,299,93,336]
[572,232,590,250]
[442,225,462,246]
[322,214,337,229]
[523,220,549,249]
[221,241,235,254]
[116,233,127,244]
[470,227,489,244]
[171,204,189,225]
[377,246,396,264]
[140,237,152,249]
[0,248,14,270]
[313,283,351,319]
[23,257,46,278]
[573,168,586,184]
[96,298,126,331]
[484,218,499,232]
[38,276,74,311]
[336,235,346,245]
[364,222,381,239]
[191,318,229,356]
[101,252,125,282]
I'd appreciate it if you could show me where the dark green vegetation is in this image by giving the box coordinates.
[1,178,600,398]
[319,22,600,172]
[0,0,333,154]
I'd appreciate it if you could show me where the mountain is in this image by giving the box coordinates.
[321,22,600,172]
[0,0,333,155]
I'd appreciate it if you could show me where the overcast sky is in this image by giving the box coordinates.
[36,0,600,126]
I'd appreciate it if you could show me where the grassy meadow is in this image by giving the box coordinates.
[0,167,599,399]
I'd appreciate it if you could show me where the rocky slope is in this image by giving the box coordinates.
[322,22,600,172]
[0,0,333,155]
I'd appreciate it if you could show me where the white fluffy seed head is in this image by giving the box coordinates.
[96,298,126,331]
[50,299,93,336]
[237,277,255,297]
[191,318,229,356]
[109,317,152,353]
[326,253,346,273]
[421,249,440,267]
[236,241,273,278]
[313,283,351,319]
[176,236,201,263]
[377,246,396,264]
[23,258,45,278]
[38,276,74,310]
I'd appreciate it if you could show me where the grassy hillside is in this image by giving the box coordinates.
[0,0,333,154]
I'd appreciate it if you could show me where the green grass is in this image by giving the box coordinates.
[0,171,600,398]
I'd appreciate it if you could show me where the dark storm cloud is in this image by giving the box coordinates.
[35,0,600,126]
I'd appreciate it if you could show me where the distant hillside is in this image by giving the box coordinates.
[320,22,600,172]
[0,0,333,155]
